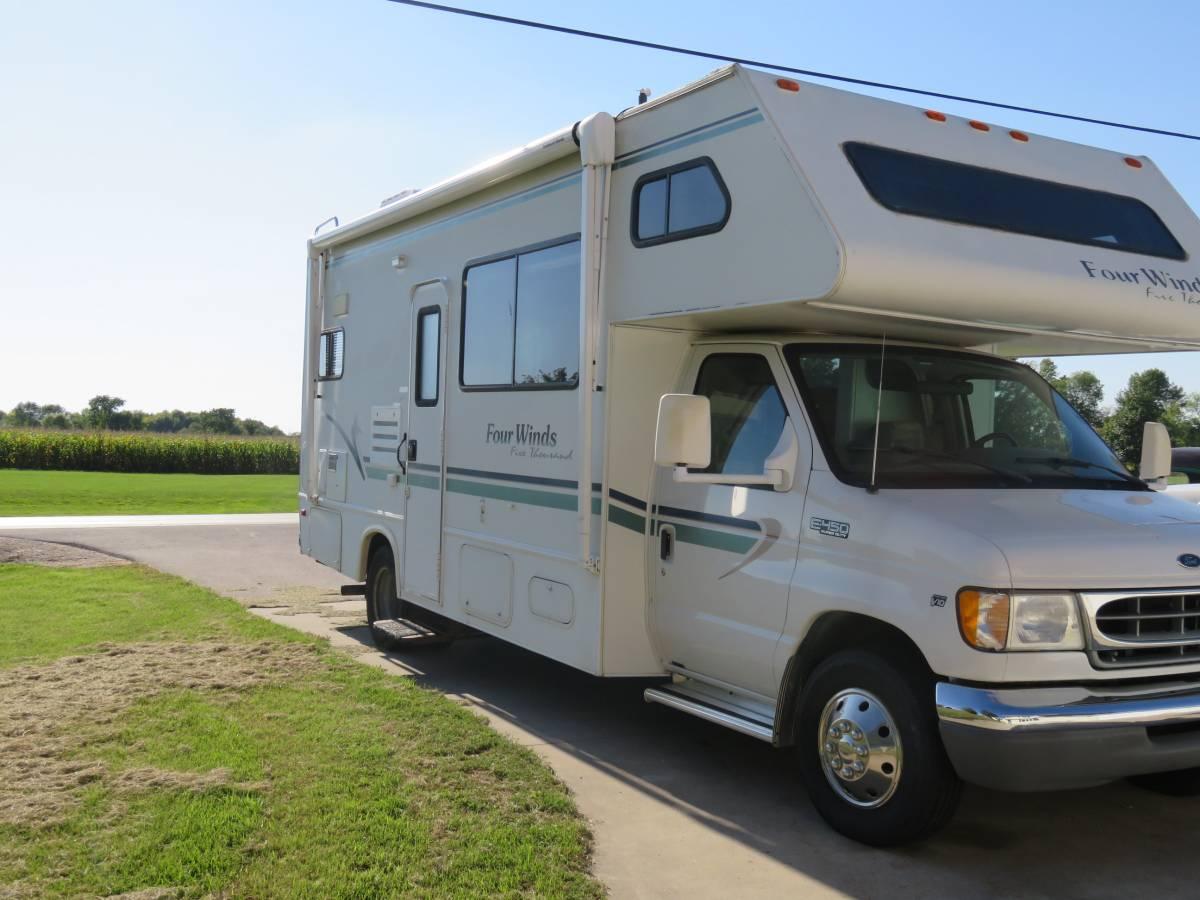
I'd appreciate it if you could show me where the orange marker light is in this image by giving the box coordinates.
[1009,130,1029,142]
[776,78,801,92]
[1124,156,1143,168]
[925,110,947,122]
[969,120,990,132]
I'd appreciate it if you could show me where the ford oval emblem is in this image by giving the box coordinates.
[1179,554,1200,569]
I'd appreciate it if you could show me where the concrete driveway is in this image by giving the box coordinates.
[4,518,1198,898]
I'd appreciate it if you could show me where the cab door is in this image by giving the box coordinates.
[401,280,448,605]
[650,346,811,696]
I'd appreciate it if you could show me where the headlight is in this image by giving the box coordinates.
[956,589,1084,652]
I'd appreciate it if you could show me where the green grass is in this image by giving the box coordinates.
[0,564,599,898]
[0,468,298,516]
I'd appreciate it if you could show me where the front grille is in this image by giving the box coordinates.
[1090,592,1200,668]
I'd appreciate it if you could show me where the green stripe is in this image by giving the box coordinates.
[608,505,646,534]
[614,112,764,170]
[446,478,577,511]
[672,522,758,555]
[365,466,390,481]
[409,474,440,490]
[591,497,602,515]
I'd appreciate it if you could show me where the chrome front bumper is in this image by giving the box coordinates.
[935,681,1200,791]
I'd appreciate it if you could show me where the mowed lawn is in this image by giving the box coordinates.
[0,563,599,898]
[0,469,298,516]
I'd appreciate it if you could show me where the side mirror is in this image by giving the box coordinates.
[654,393,796,491]
[1140,421,1172,487]
[654,394,711,468]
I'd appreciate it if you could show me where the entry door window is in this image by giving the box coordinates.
[416,307,440,406]
[691,354,788,476]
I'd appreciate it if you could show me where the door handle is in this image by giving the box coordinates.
[396,433,407,475]
[406,439,417,462]
[659,525,674,562]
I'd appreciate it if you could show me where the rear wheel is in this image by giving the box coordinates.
[1128,767,1200,796]
[365,544,403,650]
[797,649,961,846]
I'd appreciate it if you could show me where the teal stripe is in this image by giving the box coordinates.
[409,474,440,490]
[672,522,758,555]
[447,478,576,511]
[613,112,764,171]
[608,505,646,534]
[331,172,582,268]
[365,466,390,481]
[591,497,602,515]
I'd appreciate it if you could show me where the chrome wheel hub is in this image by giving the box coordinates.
[818,688,902,808]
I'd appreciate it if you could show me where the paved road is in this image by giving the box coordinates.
[6,519,1200,898]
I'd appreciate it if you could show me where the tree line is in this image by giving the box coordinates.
[0,396,287,437]
[1035,360,1200,467]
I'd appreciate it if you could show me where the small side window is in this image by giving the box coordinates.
[318,328,344,380]
[632,157,730,247]
[691,354,787,476]
[416,307,440,406]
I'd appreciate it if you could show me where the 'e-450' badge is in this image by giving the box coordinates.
[809,517,850,539]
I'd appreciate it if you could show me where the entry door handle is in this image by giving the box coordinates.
[406,439,417,462]
[659,524,674,561]
[396,433,407,475]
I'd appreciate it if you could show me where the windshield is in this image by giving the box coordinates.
[784,343,1144,491]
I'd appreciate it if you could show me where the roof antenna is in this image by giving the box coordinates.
[638,87,652,105]
[868,333,887,495]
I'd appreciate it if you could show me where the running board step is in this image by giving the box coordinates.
[644,685,774,742]
[371,616,453,646]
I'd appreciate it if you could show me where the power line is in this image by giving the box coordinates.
[385,0,1200,143]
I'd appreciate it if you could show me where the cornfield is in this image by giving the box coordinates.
[0,430,299,475]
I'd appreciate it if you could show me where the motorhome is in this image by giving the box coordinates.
[300,64,1200,845]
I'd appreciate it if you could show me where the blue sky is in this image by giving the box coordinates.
[2,0,1197,431]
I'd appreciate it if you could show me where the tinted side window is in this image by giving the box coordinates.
[692,354,787,475]
[633,158,730,247]
[462,257,516,386]
[844,142,1185,261]
[416,307,440,405]
[461,238,580,389]
[515,242,580,385]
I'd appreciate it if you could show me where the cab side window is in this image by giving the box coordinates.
[691,354,788,476]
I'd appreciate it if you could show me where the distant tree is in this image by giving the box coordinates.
[1036,359,1059,382]
[1034,359,1105,430]
[85,395,125,429]
[240,418,283,436]
[196,408,240,434]
[1161,392,1200,449]
[146,410,192,433]
[1102,369,1185,466]
[8,402,44,427]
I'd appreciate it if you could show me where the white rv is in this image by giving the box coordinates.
[300,65,1200,845]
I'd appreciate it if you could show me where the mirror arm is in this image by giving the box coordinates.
[672,466,784,488]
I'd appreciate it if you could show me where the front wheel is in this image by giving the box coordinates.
[1128,767,1200,796]
[797,649,961,846]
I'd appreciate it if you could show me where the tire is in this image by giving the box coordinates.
[796,649,961,847]
[365,544,403,650]
[1128,768,1200,797]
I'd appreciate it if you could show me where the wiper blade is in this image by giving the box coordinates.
[886,447,1033,484]
[1015,456,1147,488]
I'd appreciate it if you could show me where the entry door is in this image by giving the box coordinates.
[650,348,809,696]
[402,280,448,605]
